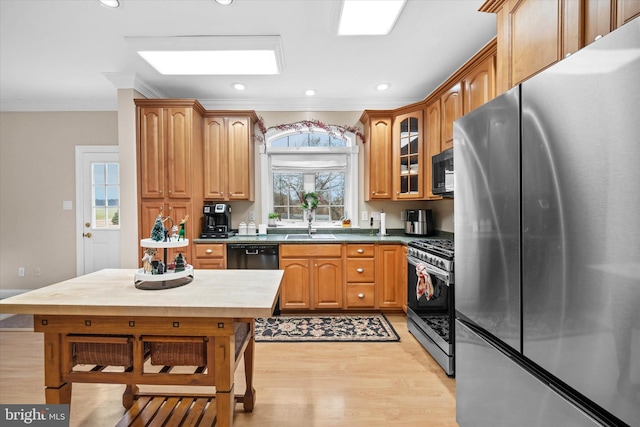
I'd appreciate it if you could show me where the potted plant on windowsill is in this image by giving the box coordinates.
[268,212,280,226]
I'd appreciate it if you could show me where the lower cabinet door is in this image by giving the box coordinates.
[280,258,311,310]
[314,258,343,309]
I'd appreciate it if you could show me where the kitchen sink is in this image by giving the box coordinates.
[284,234,337,240]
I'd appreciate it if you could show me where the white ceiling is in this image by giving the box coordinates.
[0,0,496,112]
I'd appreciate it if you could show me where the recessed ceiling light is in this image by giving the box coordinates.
[138,50,279,75]
[305,89,316,96]
[215,0,233,5]
[338,0,406,36]
[376,83,390,91]
[232,83,246,91]
[99,0,120,8]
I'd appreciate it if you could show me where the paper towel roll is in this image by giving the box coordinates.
[379,211,386,236]
[258,224,267,235]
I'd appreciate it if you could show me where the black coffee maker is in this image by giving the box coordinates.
[201,204,234,238]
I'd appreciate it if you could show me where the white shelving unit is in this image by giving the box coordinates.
[135,238,194,290]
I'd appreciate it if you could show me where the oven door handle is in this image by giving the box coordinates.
[407,255,450,282]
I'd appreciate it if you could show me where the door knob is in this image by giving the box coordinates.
[85,222,90,227]
[83,232,92,238]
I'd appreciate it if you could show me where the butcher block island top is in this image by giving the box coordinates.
[0,268,283,318]
[0,268,284,427]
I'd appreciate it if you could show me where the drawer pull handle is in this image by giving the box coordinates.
[358,293,365,298]
[357,248,364,253]
[357,268,364,273]
[206,249,213,254]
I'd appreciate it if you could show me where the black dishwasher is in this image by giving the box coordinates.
[226,244,280,314]
[226,244,279,270]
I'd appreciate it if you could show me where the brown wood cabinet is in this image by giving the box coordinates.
[139,202,191,263]
[376,244,404,309]
[393,110,424,199]
[424,99,443,200]
[313,258,343,310]
[463,55,496,114]
[203,113,257,201]
[619,0,640,25]
[401,246,408,313]
[279,244,343,311]
[361,112,393,200]
[360,41,496,201]
[345,244,376,309]
[136,99,205,265]
[279,243,404,312]
[481,0,640,93]
[279,258,311,309]
[440,83,462,152]
[193,243,226,269]
[138,106,199,200]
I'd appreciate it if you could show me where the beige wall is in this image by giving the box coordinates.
[0,112,118,293]
[0,108,454,294]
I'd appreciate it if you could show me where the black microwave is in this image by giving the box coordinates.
[432,148,453,197]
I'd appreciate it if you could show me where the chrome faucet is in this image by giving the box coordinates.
[307,215,313,236]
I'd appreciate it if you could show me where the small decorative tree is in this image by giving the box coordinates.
[151,215,165,241]
[174,253,186,272]
[111,210,119,225]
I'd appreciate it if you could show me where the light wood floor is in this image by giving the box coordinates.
[0,313,457,427]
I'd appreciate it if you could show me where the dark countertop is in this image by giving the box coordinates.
[194,229,452,245]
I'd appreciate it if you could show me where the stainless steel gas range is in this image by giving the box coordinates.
[406,239,455,377]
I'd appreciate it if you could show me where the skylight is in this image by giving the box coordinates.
[138,50,279,75]
[127,35,284,76]
[338,0,406,36]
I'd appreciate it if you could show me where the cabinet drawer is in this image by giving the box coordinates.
[195,244,225,258]
[280,244,342,258]
[192,259,225,269]
[346,258,375,282]
[346,284,375,308]
[345,244,375,258]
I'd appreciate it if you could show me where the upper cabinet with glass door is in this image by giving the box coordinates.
[393,111,424,200]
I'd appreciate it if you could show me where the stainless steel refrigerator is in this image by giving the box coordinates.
[454,17,640,427]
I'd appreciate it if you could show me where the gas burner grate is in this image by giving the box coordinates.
[409,239,454,259]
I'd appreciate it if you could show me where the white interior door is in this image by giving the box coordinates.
[76,146,120,276]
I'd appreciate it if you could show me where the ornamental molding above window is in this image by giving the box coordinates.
[255,117,365,144]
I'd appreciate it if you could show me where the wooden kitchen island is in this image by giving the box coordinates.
[0,268,283,427]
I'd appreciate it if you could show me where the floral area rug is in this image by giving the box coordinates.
[254,314,400,342]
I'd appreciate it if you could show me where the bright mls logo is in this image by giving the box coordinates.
[1,405,69,426]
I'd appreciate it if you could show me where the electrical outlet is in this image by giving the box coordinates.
[248,211,255,221]
[18,267,25,277]
[371,211,381,220]
[361,211,368,221]
[35,267,41,277]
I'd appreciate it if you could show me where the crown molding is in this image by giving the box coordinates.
[103,72,167,99]
[198,96,420,112]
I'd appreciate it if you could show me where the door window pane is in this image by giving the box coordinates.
[92,162,120,229]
